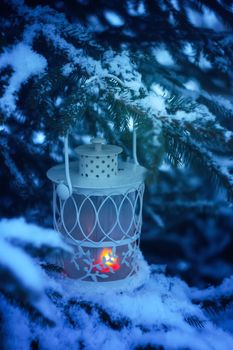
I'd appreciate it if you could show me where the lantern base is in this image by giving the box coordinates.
[48,251,150,294]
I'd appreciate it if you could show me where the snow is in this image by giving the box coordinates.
[2,252,233,349]
[0,138,26,186]
[55,96,63,107]
[0,236,44,293]
[43,24,105,76]
[150,83,169,97]
[88,15,106,33]
[170,0,180,11]
[33,131,45,144]
[127,0,146,16]
[0,43,47,115]
[0,124,10,133]
[183,42,196,63]
[139,91,166,115]
[104,10,125,27]
[186,6,226,31]
[128,116,134,131]
[152,46,175,66]
[103,50,143,94]
[0,217,72,253]
[199,52,212,70]
[0,215,233,350]
[225,130,232,142]
[184,79,200,92]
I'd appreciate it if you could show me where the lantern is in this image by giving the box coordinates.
[47,135,146,285]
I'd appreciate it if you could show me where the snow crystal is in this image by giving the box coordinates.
[104,10,125,27]
[152,46,175,66]
[0,43,47,115]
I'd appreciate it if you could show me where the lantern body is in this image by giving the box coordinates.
[47,139,146,284]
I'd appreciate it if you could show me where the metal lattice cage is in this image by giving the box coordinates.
[47,137,146,284]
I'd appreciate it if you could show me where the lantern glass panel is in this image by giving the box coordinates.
[63,241,139,282]
[57,190,141,243]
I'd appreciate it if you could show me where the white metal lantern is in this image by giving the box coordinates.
[47,134,146,285]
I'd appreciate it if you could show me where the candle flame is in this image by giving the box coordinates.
[95,248,120,273]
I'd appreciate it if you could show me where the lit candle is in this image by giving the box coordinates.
[95,248,120,273]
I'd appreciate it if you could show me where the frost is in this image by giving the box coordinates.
[152,46,175,66]
[104,10,125,27]
[0,43,47,115]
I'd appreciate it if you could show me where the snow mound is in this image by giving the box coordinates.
[0,218,233,349]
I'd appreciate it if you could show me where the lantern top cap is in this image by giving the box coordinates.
[75,138,122,157]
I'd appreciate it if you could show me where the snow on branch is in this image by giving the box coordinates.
[0,217,72,254]
[0,43,47,115]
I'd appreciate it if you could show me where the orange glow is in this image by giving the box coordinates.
[94,248,120,273]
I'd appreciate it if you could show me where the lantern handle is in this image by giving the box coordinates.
[63,74,138,193]
[64,133,72,196]
[85,74,139,165]
[133,122,139,165]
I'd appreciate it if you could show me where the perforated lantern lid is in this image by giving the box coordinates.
[75,138,122,180]
[47,137,146,194]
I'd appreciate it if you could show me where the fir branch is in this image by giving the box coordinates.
[161,119,233,200]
